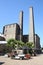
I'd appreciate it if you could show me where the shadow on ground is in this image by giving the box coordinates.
[0,62,5,65]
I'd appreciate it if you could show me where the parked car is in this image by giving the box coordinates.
[4,54,8,57]
[11,49,31,60]
[25,54,31,59]
[11,53,25,60]
[18,53,25,60]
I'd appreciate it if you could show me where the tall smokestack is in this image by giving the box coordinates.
[19,11,23,41]
[29,7,35,44]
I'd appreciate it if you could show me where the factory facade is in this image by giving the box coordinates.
[0,7,41,52]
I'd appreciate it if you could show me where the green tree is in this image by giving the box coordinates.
[7,38,17,50]
[17,41,25,49]
[6,38,25,51]
[26,42,34,48]
[26,42,34,55]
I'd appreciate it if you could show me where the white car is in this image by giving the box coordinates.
[15,56,20,59]
[14,54,25,60]
[18,54,25,60]
[4,54,8,58]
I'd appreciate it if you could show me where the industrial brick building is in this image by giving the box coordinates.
[3,23,20,40]
[0,7,41,51]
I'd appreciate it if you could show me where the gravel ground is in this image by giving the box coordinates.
[0,54,43,65]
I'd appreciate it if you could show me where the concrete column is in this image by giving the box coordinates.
[19,11,23,41]
[29,7,35,44]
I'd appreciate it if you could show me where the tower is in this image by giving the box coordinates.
[29,7,35,44]
[19,11,23,41]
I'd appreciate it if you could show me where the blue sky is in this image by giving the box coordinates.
[0,0,43,47]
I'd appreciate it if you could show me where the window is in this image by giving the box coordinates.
[9,25,11,28]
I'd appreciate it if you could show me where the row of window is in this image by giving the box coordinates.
[5,24,15,28]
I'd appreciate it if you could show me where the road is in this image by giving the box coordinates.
[0,54,43,65]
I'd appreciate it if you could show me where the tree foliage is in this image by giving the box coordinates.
[6,38,34,53]
[17,41,25,48]
[26,42,34,48]
[7,38,17,49]
[6,38,25,50]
